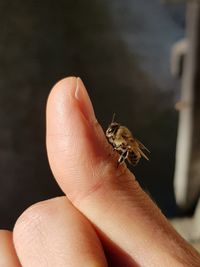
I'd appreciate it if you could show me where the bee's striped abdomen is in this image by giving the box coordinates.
[127,150,140,166]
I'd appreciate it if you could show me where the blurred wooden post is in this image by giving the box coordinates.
[173,1,200,209]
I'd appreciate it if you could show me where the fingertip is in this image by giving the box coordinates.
[46,76,123,202]
[46,76,77,131]
[47,76,77,104]
[13,197,107,267]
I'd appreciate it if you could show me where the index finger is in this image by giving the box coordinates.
[46,77,200,266]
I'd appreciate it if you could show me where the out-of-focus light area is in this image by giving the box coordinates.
[0,1,199,250]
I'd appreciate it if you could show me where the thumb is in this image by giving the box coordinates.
[46,77,200,266]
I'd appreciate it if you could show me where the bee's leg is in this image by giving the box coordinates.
[113,144,120,151]
[117,149,129,167]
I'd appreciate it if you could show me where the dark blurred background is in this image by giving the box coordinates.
[0,0,186,229]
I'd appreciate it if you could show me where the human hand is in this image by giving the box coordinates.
[1,77,200,266]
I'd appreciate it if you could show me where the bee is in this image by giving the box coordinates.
[106,114,149,166]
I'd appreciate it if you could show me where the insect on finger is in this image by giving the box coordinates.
[105,115,149,167]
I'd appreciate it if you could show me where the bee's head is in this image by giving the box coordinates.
[106,122,120,138]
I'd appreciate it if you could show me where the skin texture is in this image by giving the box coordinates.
[0,77,200,266]
[13,197,107,267]
[0,230,21,267]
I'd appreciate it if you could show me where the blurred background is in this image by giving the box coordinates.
[0,0,199,247]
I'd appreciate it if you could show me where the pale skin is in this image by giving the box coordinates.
[0,77,200,267]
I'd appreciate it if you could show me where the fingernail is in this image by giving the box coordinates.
[75,77,96,123]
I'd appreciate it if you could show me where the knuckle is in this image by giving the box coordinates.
[13,200,55,245]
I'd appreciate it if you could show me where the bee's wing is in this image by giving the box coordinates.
[136,139,150,153]
[138,148,149,161]
[135,139,150,161]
